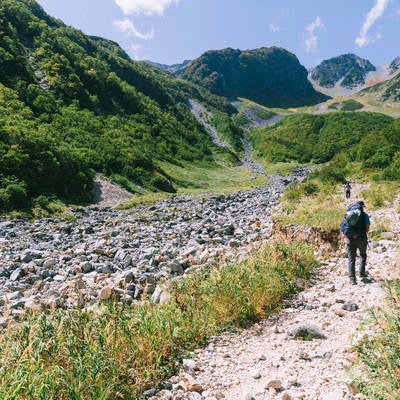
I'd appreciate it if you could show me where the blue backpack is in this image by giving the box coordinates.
[341,203,365,238]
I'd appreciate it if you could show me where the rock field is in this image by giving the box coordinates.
[0,170,306,326]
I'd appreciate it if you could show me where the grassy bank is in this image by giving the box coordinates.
[0,241,316,400]
[353,281,400,398]
[274,164,400,231]
[275,178,344,231]
[118,160,268,210]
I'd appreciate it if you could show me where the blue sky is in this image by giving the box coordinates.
[36,0,400,68]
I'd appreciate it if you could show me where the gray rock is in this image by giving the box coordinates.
[182,359,198,375]
[0,317,10,329]
[43,258,57,268]
[251,370,262,379]
[4,291,23,302]
[380,231,395,239]
[343,301,359,311]
[168,260,184,275]
[80,262,93,273]
[10,268,25,282]
[21,252,33,263]
[143,388,158,398]
[287,323,327,340]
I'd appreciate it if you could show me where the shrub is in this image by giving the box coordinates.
[283,182,303,201]
[110,174,142,193]
[151,175,176,193]
[33,194,51,209]
[302,181,319,195]
[1,179,28,210]
[0,188,11,212]
[340,99,364,111]
[312,163,346,183]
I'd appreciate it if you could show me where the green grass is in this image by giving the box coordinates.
[352,282,400,399]
[361,181,400,210]
[261,162,304,176]
[117,192,173,210]
[340,99,364,111]
[255,108,277,120]
[0,241,317,400]
[159,160,268,194]
[276,180,344,230]
[368,217,392,241]
[118,159,267,210]
[235,97,307,115]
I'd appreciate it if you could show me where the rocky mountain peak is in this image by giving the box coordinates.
[309,53,376,91]
[389,57,400,74]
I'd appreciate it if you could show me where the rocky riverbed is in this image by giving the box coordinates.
[0,170,307,325]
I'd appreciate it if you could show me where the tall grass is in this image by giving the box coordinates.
[0,242,316,400]
[361,181,400,210]
[277,180,344,230]
[353,282,400,399]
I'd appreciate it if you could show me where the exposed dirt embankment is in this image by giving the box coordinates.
[271,221,341,258]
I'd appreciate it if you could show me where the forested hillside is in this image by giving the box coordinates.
[250,112,400,179]
[179,47,329,107]
[0,0,237,212]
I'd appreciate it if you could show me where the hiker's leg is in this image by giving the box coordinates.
[347,240,357,280]
[359,239,368,276]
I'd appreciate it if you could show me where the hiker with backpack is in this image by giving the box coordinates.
[340,200,370,285]
[344,181,351,199]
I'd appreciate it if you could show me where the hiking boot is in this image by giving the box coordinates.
[361,276,373,284]
[350,277,357,285]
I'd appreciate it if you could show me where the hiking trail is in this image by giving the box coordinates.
[148,186,399,400]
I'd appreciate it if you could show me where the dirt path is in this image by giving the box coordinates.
[151,190,399,400]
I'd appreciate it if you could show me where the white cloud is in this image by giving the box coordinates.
[130,43,142,59]
[114,0,179,16]
[355,0,391,47]
[304,16,325,53]
[113,18,154,40]
[269,23,281,33]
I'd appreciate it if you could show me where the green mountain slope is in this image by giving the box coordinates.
[250,112,400,178]
[179,47,329,108]
[0,0,239,212]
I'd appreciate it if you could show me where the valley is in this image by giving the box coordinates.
[0,1,400,399]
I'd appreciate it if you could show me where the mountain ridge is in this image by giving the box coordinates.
[309,53,400,97]
[177,46,329,108]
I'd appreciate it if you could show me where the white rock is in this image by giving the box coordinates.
[322,390,346,400]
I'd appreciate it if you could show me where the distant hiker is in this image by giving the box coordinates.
[344,181,351,199]
[340,200,370,285]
